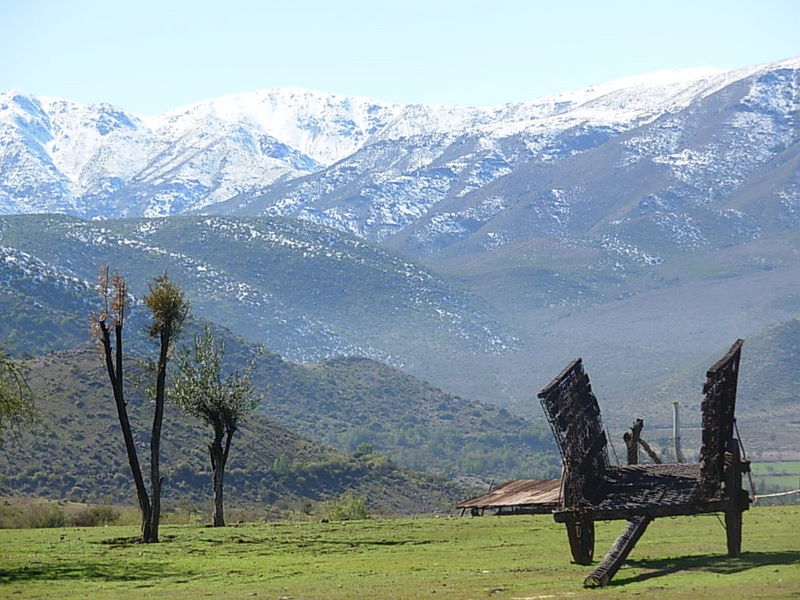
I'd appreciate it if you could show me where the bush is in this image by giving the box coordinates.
[0,502,128,529]
[353,442,374,458]
[272,454,292,475]
[363,453,390,470]
[0,503,23,528]
[24,502,66,528]
[70,506,119,527]
[320,492,368,521]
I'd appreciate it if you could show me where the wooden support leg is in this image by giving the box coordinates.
[725,439,745,558]
[584,516,652,588]
[565,516,595,565]
[725,503,742,558]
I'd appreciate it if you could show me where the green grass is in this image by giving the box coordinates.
[751,461,800,476]
[751,461,800,497]
[755,475,800,488]
[1,506,798,599]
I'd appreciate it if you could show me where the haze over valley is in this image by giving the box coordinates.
[1,56,799,504]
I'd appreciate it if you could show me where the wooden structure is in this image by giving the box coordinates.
[456,478,561,516]
[537,339,750,587]
[623,418,662,465]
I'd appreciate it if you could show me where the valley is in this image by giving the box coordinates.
[1,56,798,508]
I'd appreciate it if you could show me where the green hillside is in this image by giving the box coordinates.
[255,354,557,478]
[0,231,558,482]
[0,213,513,362]
[0,213,795,477]
[604,319,800,464]
[0,349,468,515]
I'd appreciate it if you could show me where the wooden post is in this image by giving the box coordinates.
[565,515,595,565]
[638,437,662,464]
[623,419,643,465]
[724,439,744,557]
[673,402,685,463]
[624,419,662,464]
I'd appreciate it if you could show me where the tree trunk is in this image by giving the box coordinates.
[148,327,171,542]
[210,424,234,527]
[209,428,224,527]
[101,321,152,543]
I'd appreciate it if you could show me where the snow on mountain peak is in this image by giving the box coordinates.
[158,88,403,165]
[0,57,797,221]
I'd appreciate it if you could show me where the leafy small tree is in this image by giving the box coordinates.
[143,273,189,541]
[172,326,261,526]
[0,347,34,445]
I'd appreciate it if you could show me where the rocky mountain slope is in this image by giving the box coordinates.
[0,214,513,372]
[2,58,797,249]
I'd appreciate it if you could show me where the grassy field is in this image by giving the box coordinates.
[752,461,800,476]
[1,506,799,600]
[751,461,800,499]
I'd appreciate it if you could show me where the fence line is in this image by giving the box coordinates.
[755,489,800,500]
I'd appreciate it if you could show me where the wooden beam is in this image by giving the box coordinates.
[584,516,652,588]
[554,499,729,523]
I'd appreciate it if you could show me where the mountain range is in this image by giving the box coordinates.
[2,57,797,244]
[1,56,798,467]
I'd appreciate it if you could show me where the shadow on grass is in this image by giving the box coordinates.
[224,536,431,548]
[0,560,184,584]
[611,550,800,586]
[97,534,177,547]
[295,538,432,547]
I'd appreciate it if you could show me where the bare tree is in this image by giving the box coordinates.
[90,266,153,541]
[172,326,261,526]
[143,272,189,542]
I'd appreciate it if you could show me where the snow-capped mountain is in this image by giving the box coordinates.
[1,57,798,251]
[0,91,320,217]
[380,58,800,259]
[1,58,799,418]
[219,58,800,253]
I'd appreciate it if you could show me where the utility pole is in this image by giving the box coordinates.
[672,401,685,463]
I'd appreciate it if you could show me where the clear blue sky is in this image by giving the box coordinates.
[1,0,798,115]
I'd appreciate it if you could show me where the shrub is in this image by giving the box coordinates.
[272,454,292,475]
[353,442,374,458]
[70,506,119,527]
[320,492,368,521]
[0,503,23,528]
[363,453,390,470]
[24,502,66,528]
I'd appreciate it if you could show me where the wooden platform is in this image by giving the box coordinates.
[552,462,730,522]
[457,478,561,515]
[536,339,749,585]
